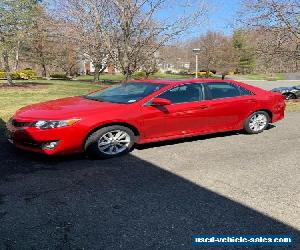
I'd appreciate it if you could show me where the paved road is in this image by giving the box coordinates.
[0,112,299,249]
[230,79,300,90]
[243,80,300,90]
[284,73,300,80]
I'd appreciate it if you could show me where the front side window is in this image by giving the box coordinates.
[84,82,165,104]
[206,82,241,99]
[157,83,204,104]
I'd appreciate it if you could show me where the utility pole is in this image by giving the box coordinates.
[192,48,201,78]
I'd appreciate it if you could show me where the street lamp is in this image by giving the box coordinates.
[192,48,201,78]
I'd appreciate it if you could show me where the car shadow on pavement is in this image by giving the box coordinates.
[135,125,276,150]
[135,131,242,150]
[0,119,297,249]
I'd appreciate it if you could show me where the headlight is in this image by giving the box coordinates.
[32,119,80,129]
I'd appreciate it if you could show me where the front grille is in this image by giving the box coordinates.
[11,119,31,128]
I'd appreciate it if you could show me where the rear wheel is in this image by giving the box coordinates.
[244,111,270,134]
[283,92,296,100]
[85,125,135,159]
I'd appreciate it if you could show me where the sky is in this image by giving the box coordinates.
[154,0,241,40]
[204,0,240,35]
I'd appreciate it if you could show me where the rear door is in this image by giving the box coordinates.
[201,82,259,131]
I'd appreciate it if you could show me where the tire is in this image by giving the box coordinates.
[283,92,297,100]
[244,111,270,134]
[84,125,135,159]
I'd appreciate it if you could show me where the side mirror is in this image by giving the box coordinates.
[151,98,172,106]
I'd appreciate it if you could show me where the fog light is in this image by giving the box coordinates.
[41,141,59,150]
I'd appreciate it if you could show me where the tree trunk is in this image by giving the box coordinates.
[93,64,100,82]
[41,64,47,78]
[3,49,13,86]
[15,40,20,71]
[124,70,131,82]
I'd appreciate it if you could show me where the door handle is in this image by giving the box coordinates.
[198,105,209,109]
[247,99,257,103]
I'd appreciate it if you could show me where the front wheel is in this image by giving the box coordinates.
[244,111,270,134]
[84,125,135,159]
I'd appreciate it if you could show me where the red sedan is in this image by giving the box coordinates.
[7,79,285,158]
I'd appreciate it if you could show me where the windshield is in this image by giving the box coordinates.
[84,82,165,104]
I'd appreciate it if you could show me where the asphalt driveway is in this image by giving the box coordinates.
[0,113,299,249]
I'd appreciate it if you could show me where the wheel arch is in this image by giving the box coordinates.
[254,109,272,121]
[249,109,273,123]
[83,122,140,148]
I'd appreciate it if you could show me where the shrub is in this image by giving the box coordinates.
[50,73,67,79]
[0,71,6,79]
[191,71,214,77]
[133,71,147,79]
[11,71,21,80]
[5,68,38,80]
[21,68,37,79]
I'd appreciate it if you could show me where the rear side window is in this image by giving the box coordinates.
[206,82,240,99]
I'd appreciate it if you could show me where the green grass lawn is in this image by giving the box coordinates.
[236,73,285,81]
[0,79,102,122]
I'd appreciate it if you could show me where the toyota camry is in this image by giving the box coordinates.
[6,79,285,158]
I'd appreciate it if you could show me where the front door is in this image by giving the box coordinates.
[141,83,209,140]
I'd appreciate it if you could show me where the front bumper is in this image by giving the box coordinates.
[6,120,84,155]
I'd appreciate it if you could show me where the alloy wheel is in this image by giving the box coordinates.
[284,93,296,100]
[98,130,131,155]
[249,114,268,132]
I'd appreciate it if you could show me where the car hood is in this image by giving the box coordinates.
[14,96,125,121]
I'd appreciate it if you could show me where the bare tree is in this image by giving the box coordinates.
[59,0,110,81]
[238,0,300,73]
[102,0,207,80]
[0,0,38,86]
[215,37,238,79]
[187,32,238,78]
[22,5,60,77]
[159,44,190,72]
